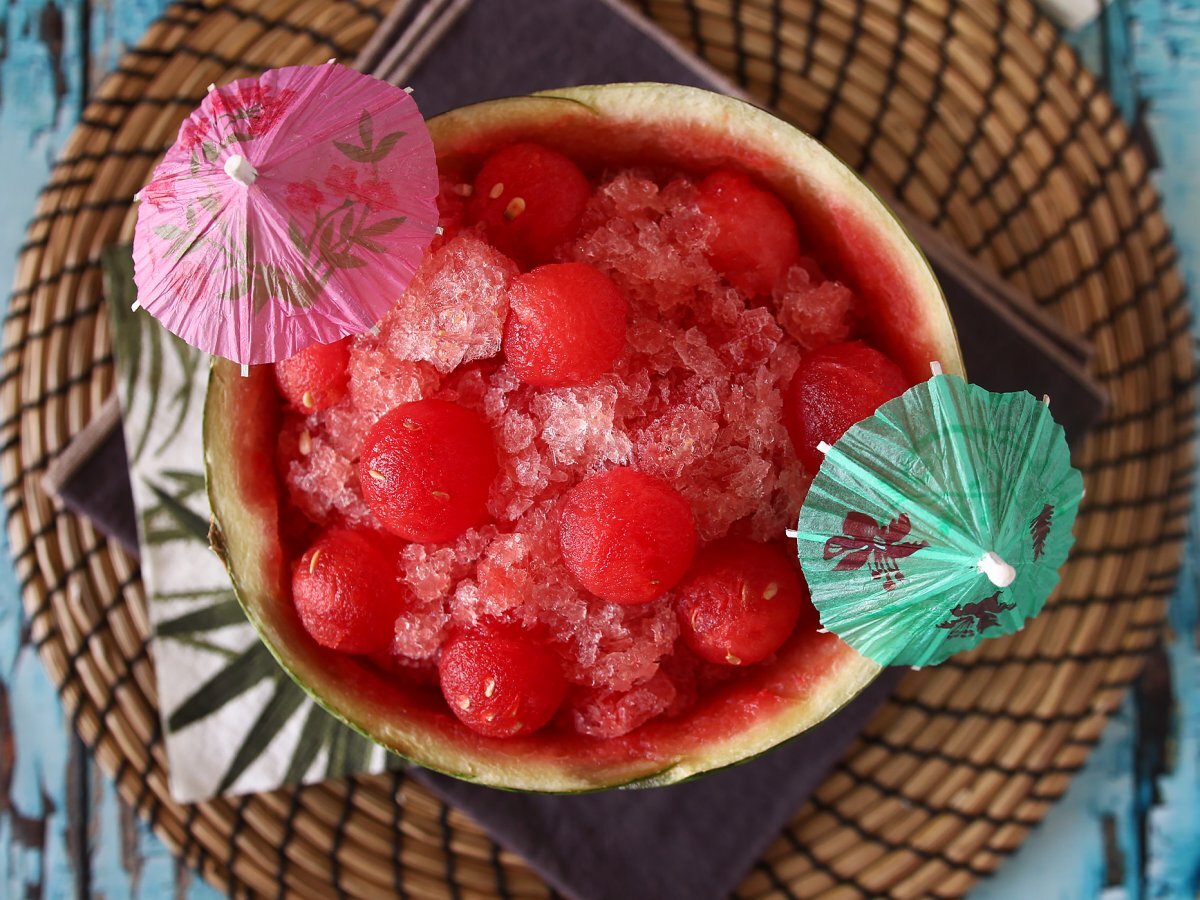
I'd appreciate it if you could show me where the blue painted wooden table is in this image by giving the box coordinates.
[0,2,1196,897]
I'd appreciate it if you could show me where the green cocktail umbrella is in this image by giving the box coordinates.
[790,366,1084,667]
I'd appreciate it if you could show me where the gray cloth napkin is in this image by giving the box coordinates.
[422,670,903,900]
[50,0,1105,896]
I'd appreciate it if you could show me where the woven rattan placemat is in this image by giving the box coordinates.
[1,0,1194,896]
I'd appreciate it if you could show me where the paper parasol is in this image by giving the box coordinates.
[132,63,439,366]
[791,367,1084,667]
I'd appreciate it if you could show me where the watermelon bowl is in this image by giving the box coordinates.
[204,83,963,792]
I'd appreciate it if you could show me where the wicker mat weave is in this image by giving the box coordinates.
[1,0,1194,896]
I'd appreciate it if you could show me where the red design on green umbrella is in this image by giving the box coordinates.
[1030,503,1054,560]
[935,592,1018,639]
[822,511,928,591]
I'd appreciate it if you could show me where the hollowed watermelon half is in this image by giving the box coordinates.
[204,83,963,792]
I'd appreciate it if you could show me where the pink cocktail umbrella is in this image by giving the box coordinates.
[132,63,439,366]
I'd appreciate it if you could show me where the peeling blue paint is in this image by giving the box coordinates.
[1147,524,1200,896]
[0,2,218,896]
[7,646,74,897]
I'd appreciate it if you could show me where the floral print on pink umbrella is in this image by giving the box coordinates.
[132,63,439,366]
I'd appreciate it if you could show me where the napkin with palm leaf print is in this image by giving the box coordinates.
[103,245,392,803]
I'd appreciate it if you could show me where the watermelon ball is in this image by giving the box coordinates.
[292,528,406,655]
[468,142,591,267]
[274,337,352,413]
[696,169,801,297]
[784,341,910,472]
[675,538,807,666]
[360,400,498,543]
[438,634,567,738]
[503,262,628,387]
[559,468,698,605]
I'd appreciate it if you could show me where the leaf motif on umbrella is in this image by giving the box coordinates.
[334,108,409,163]
[935,591,1018,639]
[823,511,929,591]
[252,263,320,311]
[1030,503,1054,560]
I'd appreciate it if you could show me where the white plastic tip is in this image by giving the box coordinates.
[130,301,140,312]
[404,86,414,94]
[930,360,944,377]
[1043,394,1051,407]
[978,551,1016,588]
[816,627,829,634]
[817,441,833,456]
[224,154,258,186]
[784,529,799,539]
[910,666,923,671]
[369,324,381,336]
[240,364,249,378]
[435,225,444,235]
[326,57,337,64]
[133,189,143,202]
[207,82,216,93]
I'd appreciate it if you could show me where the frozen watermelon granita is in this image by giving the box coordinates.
[206,84,963,791]
[280,162,858,733]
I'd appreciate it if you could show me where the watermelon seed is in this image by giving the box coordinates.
[484,678,496,698]
[298,430,312,456]
[368,469,386,482]
[763,582,779,600]
[302,390,314,409]
[308,550,321,575]
[402,418,422,432]
[649,579,661,586]
[739,582,750,604]
[503,197,526,220]
[457,696,471,711]
[431,490,451,502]
[484,713,495,722]
[452,182,473,197]
[725,652,742,665]
[488,182,505,199]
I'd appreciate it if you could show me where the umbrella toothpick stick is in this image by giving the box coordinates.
[977,550,1016,587]
[224,155,258,186]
